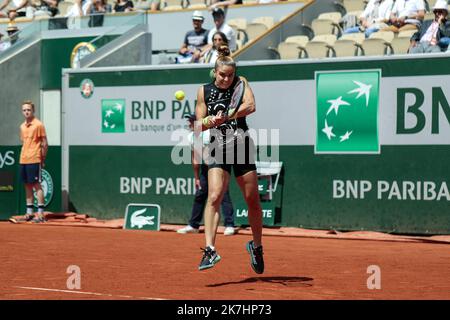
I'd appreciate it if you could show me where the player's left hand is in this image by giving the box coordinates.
[211,111,228,126]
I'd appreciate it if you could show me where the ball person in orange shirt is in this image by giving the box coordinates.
[11,101,48,223]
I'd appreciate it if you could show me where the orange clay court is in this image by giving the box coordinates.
[1,221,450,300]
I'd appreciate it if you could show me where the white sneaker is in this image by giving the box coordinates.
[224,227,235,236]
[177,225,199,234]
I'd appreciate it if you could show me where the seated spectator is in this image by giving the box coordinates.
[409,0,450,53]
[176,10,209,64]
[343,0,393,38]
[30,0,64,29]
[209,0,243,10]
[31,0,59,17]
[113,0,133,13]
[200,31,228,63]
[65,0,91,17]
[207,8,236,52]
[86,0,111,27]
[0,0,30,20]
[383,0,425,33]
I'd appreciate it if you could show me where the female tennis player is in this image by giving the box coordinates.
[195,45,264,274]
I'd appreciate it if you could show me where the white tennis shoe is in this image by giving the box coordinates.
[224,227,235,236]
[177,225,199,234]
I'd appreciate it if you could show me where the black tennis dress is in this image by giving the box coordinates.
[202,76,256,177]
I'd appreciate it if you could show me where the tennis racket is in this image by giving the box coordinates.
[226,79,245,120]
[215,79,245,146]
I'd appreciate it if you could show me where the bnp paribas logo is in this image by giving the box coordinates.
[102,99,125,133]
[315,70,380,154]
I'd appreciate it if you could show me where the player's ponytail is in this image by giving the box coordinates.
[217,45,230,57]
[215,45,236,70]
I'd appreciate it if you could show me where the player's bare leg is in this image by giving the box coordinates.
[204,168,230,247]
[237,170,264,274]
[237,170,262,246]
[199,168,229,270]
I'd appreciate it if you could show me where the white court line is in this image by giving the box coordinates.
[14,286,166,300]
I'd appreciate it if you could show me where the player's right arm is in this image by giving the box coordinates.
[195,86,208,131]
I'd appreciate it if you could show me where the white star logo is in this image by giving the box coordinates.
[103,120,109,128]
[105,109,114,118]
[322,119,336,140]
[326,96,350,116]
[114,103,123,113]
[348,81,371,107]
[340,130,353,142]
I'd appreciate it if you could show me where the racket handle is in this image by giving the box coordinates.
[202,116,213,128]
[227,108,238,120]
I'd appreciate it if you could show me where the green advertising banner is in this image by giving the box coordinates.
[63,57,450,234]
[316,70,380,153]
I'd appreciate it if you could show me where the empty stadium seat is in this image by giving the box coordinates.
[244,22,268,42]
[228,18,247,50]
[389,37,412,55]
[343,0,366,12]
[284,35,309,47]
[311,34,337,46]
[330,39,358,57]
[298,35,336,59]
[369,31,395,43]
[335,0,365,25]
[311,18,337,36]
[252,16,274,29]
[358,38,389,56]
[186,0,207,9]
[269,35,309,60]
[340,32,365,45]
[276,42,302,59]
[228,18,247,31]
[318,11,342,24]
[299,41,331,59]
